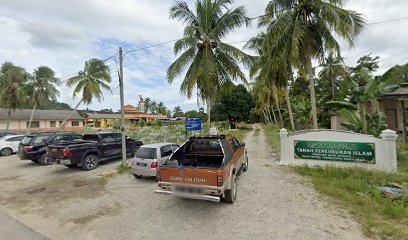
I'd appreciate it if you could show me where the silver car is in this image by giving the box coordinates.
[132,143,179,180]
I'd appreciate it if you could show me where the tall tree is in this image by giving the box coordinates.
[173,106,184,117]
[261,0,365,129]
[61,59,111,129]
[144,97,151,113]
[0,62,28,130]
[167,0,252,130]
[26,66,61,133]
[318,52,347,98]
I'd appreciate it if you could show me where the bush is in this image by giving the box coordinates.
[139,119,146,127]
[157,120,163,127]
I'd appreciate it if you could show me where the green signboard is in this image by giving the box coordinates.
[294,140,375,164]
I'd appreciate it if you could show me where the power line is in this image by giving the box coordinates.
[367,16,408,25]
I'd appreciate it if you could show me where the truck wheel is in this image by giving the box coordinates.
[243,155,249,172]
[39,154,48,165]
[0,148,12,156]
[223,174,237,203]
[82,154,99,171]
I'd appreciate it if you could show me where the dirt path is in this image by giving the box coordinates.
[0,125,367,239]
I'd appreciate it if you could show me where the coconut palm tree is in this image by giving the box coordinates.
[173,106,184,117]
[167,0,253,129]
[0,62,28,130]
[318,52,347,99]
[261,0,365,129]
[60,59,111,130]
[26,66,61,133]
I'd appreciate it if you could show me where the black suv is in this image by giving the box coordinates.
[18,132,83,164]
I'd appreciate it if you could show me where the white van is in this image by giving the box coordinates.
[132,143,179,180]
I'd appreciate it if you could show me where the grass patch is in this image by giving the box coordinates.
[262,124,280,153]
[97,170,118,185]
[294,166,408,239]
[254,128,260,136]
[116,164,132,174]
[226,124,253,142]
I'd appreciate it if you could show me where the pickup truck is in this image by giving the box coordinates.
[45,132,143,170]
[155,135,248,203]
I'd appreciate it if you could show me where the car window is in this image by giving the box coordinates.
[33,135,50,145]
[161,145,173,157]
[53,135,71,143]
[136,147,157,159]
[172,145,179,151]
[232,138,241,150]
[83,134,99,142]
[6,136,24,142]
[71,135,82,141]
[102,134,117,143]
[21,136,33,145]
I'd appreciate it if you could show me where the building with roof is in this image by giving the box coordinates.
[0,108,84,132]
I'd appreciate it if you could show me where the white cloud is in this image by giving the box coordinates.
[0,0,407,113]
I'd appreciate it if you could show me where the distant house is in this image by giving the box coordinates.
[79,110,121,128]
[0,108,84,132]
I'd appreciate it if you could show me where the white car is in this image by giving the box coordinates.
[132,143,179,180]
[0,135,24,156]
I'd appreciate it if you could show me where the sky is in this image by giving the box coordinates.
[0,0,408,112]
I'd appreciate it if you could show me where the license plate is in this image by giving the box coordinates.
[136,162,147,167]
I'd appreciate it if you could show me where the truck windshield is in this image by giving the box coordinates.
[83,135,99,142]
[136,148,157,159]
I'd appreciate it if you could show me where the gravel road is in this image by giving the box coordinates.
[0,125,367,239]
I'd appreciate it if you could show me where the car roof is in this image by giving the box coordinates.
[26,132,81,137]
[140,142,178,148]
[2,134,24,139]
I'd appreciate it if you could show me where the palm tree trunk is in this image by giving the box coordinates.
[306,56,318,129]
[270,106,278,127]
[27,103,37,134]
[272,84,283,126]
[266,106,273,125]
[371,99,379,114]
[206,97,211,131]
[59,99,83,131]
[359,102,368,134]
[261,109,269,124]
[6,109,11,130]
[285,86,295,131]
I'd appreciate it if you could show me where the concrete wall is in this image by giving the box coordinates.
[0,120,83,131]
[280,128,398,172]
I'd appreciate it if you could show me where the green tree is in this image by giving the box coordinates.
[26,66,61,133]
[144,97,151,113]
[261,0,365,129]
[173,106,184,117]
[211,83,254,122]
[167,0,252,129]
[318,52,347,99]
[0,62,28,130]
[61,59,111,129]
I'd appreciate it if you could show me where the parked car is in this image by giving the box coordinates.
[45,132,143,170]
[0,131,17,139]
[155,134,248,203]
[132,143,179,180]
[0,135,24,156]
[17,132,83,164]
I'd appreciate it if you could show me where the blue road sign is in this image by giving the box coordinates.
[186,118,202,131]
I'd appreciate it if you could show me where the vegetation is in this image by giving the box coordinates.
[167,0,252,129]
[62,58,112,129]
[295,166,408,240]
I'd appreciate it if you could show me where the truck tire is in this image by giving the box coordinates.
[243,155,248,172]
[82,154,99,171]
[0,147,12,156]
[223,174,237,203]
[39,154,48,165]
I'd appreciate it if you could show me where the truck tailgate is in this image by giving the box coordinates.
[159,167,221,186]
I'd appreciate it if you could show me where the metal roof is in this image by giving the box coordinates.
[0,109,83,121]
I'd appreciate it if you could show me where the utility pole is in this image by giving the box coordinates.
[119,47,127,165]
